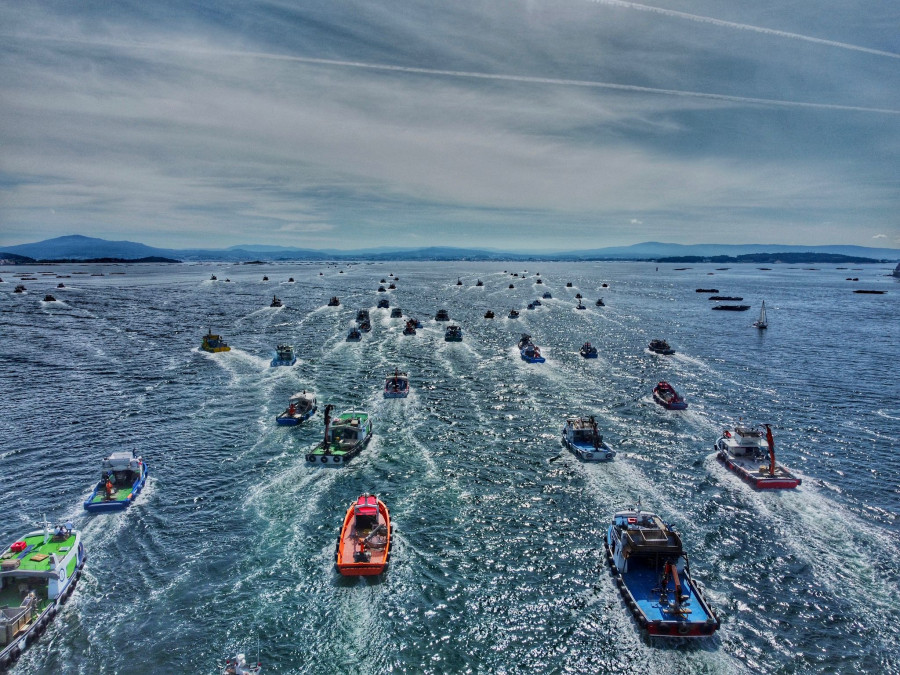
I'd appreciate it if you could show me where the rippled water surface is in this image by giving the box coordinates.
[1,261,898,674]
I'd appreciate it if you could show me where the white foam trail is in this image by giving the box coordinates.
[589,0,900,60]
[8,34,900,115]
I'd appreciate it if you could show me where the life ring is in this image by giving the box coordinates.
[306,455,313,462]
[320,456,328,463]
[656,622,671,634]
[606,452,614,459]
[584,452,593,459]
[332,456,341,463]
[678,624,690,635]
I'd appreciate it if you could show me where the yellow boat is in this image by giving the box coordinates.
[201,329,231,353]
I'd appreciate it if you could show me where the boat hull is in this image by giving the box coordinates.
[83,464,149,512]
[652,392,687,410]
[715,448,801,489]
[335,498,391,576]
[275,406,316,426]
[562,437,615,461]
[270,357,297,367]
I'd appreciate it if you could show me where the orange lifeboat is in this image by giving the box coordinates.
[335,494,391,576]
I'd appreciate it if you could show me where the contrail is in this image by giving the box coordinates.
[8,34,900,115]
[589,0,900,60]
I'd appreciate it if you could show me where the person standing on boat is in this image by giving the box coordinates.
[105,474,115,499]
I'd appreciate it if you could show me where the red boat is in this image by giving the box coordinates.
[335,494,392,576]
[652,381,687,410]
[715,424,801,489]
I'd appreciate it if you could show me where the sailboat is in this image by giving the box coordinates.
[753,301,768,329]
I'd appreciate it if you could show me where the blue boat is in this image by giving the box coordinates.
[605,504,720,638]
[580,342,598,359]
[562,416,615,461]
[83,450,148,512]
[276,391,317,426]
[271,344,297,367]
[518,334,545,363]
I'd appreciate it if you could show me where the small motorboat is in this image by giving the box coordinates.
[356,309,370,323]
[527,302,535,310]
[476,279,484,287]
[327,296,340,306]
[508,309,519,319]
[14,285,25,293]
[306,406,374,466]
[576,301,586,310]
[403,319,417,335]
[566,282,573,287]
[335,494,391,576]
[715,424,801,489]
[210,274,217,281]
[648,339,674,355]
[532,299,541,306]
[484,310,495,319]
[509,284,515,289]
[224,278,231,282]
[596,298,604,306]
[456,278,462,286]
[270,295,282,308]
[359,319,372,332]
[83,450,148,512]
[201,330,231,353]
[601,283,608,288]
[380,279,387,283]
[346,328,362,342]
[536,278,543,284]
[575,293,582,299]
[377,298,389,309]
[653,381,687,410]
[223,653,262,675]
[542,292,551,299]
[288,277,295,282]
[57,282,65,288]
[384,370,410,398]
[753,301,768,329]
[262,276,268,281]
[388,282,396,289]
[518,334,545,363]
[276,391,317,425]
[377,286,386,292]
[43,294,56,302]
[444,325,463,342]
[270,344,297,367]
[435,309,450,321]
[605,503,719,637]
[390,307,402,318]
[561,415,615,461]
[580,342,598,359]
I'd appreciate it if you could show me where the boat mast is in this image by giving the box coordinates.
[590,416,600,450]
[322,404,334,448]
[764,424,776,476]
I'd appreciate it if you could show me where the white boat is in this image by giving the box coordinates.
[562,416,616,461]
[223,653,262,674]
[753,301,768,329]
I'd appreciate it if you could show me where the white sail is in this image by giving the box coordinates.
[755,300,768,328]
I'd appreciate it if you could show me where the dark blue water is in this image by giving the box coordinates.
[1,262,898,674]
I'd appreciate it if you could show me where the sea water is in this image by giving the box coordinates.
[1,261,898,674]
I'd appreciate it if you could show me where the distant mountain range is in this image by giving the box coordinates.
[1,234,898,263]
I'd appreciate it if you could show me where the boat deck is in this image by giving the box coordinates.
[87,484,135,504]
[2,533,77,575]
[623,558,713,624]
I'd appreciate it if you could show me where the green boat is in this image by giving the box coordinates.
[1,520,86,669]
[305,405,373,466]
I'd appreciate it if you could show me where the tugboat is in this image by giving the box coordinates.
[562,416,616,461]
[518,334,545,363]
[648,339,675,355]
[335,494,391,576]
[276,390,317,425]
[201,330,231,353]
[483,310,495,319]
[596,298,605,306]
[435,309,450,321]
[580,342,598,359]
[327,296,340,306]
[403,319,417,335]
[390,307,402,318]
[542,292,552,299]
[43,294,56,302]
[346,327,362,342]
[270,344,297,367]
[14,285,25,293]
[305,406,374,466]
[223,653,262,675]
[269,295,282,308]
[383,370,410,398]
[210,274,217,281]
[753,301,768,329]
[715,424,801,489]
[653,382,687,410]
[508,309,519,319]
[83,449,148,512]
[444,325,463,342]
[476,279,484,287]
[377,298,390,309]
[0,519,86,670]
[356,309,370,323]
[605,503,720,637]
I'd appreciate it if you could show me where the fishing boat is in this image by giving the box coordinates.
[359,319,372,332]
[305,406,373,466]
[275,391,317,425]
[356,309,370,323]
[605,503,719,637]
[377,298,390,309]
[653,382,687,410]
[201,330,231,353]
[210,274,217,281]
[0,519,86,669]
[383,370,410,398]
[715,424,801,489]
[346,328,362,342]
[444,325,463,342]
[403,319,417,335]
[476,279,484,287]
[377,286,386,292]
[484,311,495,319]
[269,295,282,308]
[508,309,519,319]
[753,301,768,329]
[327,296,340,306]
[270,344,297,367]
[596,298,605,306]
[575,293,582,299]
[335,494,391,576]
[695,288,718,293]
[288,277,294,283]
[562,416,616,461]
[542,292,552,299]
[580,342,598,359]
[435,309,450,321]
[83,450,148,512]
[223,653,262,675]
[648,339,674,355]
[390,307,402,318]
[42,294,56,302]
[518,334,545,363]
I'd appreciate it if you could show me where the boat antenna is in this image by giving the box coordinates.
[764,423,776,477]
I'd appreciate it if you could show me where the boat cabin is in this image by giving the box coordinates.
[101,451,142,488]
[329,417,366,446]
[722,427,768,456]
[354,495,379,530]
[611,509,684,567]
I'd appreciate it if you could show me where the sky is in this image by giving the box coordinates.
[1,0,899,251]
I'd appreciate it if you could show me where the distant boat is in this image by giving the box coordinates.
[43,294,56,302]
[444,325,463,342]
[753,301,768,329]
[595,298,604,306]
[57,282,65,288]
[359,319,371,332]
[262,276,268,281]
[508,309,519,319]
[390,307,402,318]
[709,296,742,301]
[893,262,900,278]
[270,295,282,308]
[483,310,495,319]
[456,278,462,286]
[566,282,573,287]
[509,284,515,289]
[270,344,296,367]
[346,328,361,342]
[201,330,231,353]
[327,296,340,306]
[335,494,391,576]
[535,278,543,284]
[435,309,450,321]
[712,305,750,311]
[388,282,396,289]
[14,285,25,293]
[648,339,674,355]
[542,292,552,299]
[580,342,598,359]
[377,286,386,292]
[210,274,217,281]
[356,309,370,323]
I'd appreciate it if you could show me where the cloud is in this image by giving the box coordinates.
[630,219,643,225]
[872,233,887,238]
